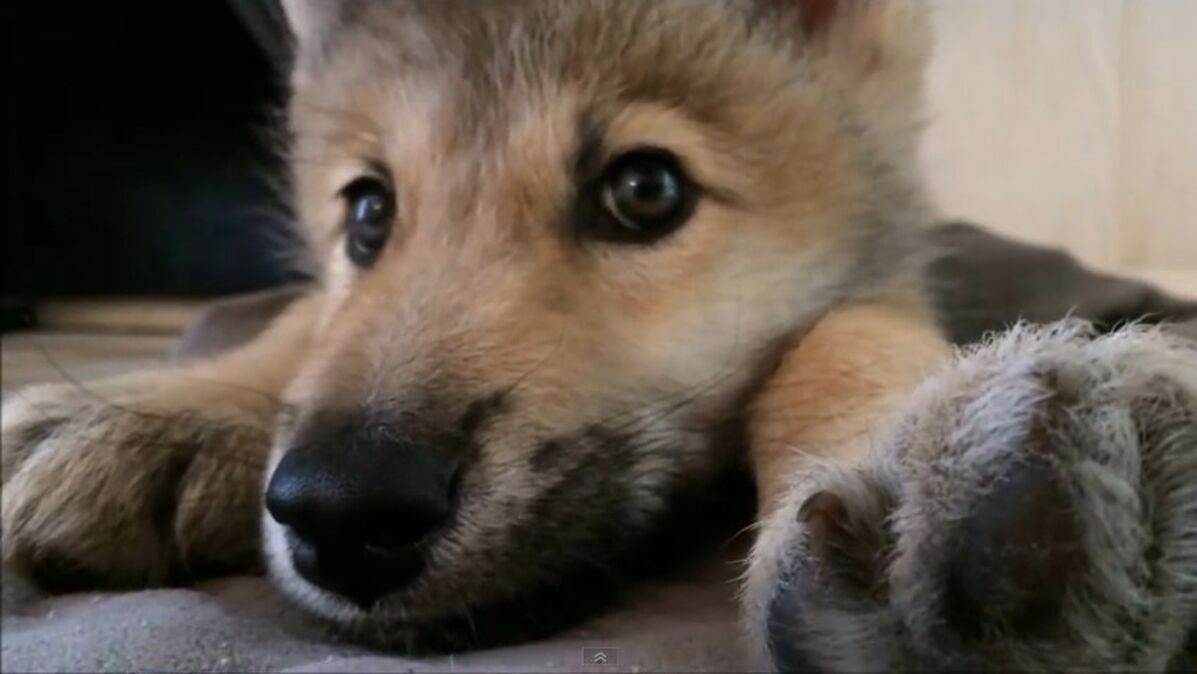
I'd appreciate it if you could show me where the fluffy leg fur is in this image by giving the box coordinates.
[1,296,315,589]
[756,321,1197,672]
[743,294,950,669]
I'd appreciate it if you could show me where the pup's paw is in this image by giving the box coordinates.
[2,378,271,590]
[752,322,1197,672]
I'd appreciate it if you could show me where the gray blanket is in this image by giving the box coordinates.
[3,223,1194,673]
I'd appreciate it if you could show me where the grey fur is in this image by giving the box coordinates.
[763,321,1197,672]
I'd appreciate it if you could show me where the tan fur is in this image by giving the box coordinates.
[742,293,948,667]
[748,293,948,511]
[2,0,948,657]
[3,295,313,586]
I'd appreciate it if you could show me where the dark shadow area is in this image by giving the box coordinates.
[3,0,304,306]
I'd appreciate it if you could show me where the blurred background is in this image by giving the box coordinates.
[922,0,1195,295]
[2,0,1194,340]
[3,0,300,331]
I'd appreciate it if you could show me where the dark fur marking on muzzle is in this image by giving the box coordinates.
[458,391,508,439]
[529,439,563,472]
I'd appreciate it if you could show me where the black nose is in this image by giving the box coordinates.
[265,416,463,607]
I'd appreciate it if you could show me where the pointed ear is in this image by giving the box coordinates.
[281,0,344,59]
[752,0,932,78]
[748,0,933,148]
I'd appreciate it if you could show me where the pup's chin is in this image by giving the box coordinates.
[261,518,371,623]
[261,516,623,654]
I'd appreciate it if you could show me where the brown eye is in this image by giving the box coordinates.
[593,149,696,244]
[341,176,395,267]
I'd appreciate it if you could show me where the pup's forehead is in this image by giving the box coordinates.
[297,0,794,143]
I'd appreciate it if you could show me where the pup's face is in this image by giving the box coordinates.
[263,0,931,652]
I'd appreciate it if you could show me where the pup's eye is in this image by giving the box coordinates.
[594,149,695,243]
[340,176,396,267]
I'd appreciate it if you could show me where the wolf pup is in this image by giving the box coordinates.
[6,0,1191,669]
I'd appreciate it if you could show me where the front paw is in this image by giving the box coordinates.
[2,381,270,590]
[754,323,1197,672]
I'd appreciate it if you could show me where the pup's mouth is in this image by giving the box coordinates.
[283,530,428,610]
[264,458,754,655]
[328,561,634,654]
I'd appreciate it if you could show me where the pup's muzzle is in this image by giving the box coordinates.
[265,412,465,608]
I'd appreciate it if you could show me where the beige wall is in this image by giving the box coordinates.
[922,0,1196,295]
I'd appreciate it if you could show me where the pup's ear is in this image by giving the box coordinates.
[750,0,932,147]
[281,0,344,60]
[752,0,932,79]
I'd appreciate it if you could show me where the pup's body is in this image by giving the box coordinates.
[5,1,1193,669]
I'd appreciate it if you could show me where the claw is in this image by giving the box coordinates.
[799,490,889,598]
